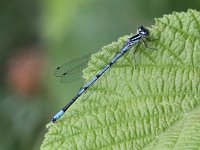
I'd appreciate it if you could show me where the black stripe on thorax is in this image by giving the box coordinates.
[129,34,141,42]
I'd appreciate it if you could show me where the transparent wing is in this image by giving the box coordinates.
[54,38,133,84]
[55,53,92,83]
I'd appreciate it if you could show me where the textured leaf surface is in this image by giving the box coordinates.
[41,9,200,150]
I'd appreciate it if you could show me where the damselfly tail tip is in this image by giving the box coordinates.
[51,117,57,123]
[51,115,60,123]
[51,110,65,123]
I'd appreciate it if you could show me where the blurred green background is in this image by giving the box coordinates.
[0,0,199,149]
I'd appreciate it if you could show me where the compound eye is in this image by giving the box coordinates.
[138,26,144,31]
[138,26,148,36]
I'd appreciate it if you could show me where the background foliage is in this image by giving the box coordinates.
[0,0,200,149]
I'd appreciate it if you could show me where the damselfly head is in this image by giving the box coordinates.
[137,26,149,36]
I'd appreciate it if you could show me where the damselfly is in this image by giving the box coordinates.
[52,26,153,123]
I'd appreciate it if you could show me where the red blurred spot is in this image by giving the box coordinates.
[7,47,46,96]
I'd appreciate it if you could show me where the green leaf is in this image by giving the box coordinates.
[41,9,200,150]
